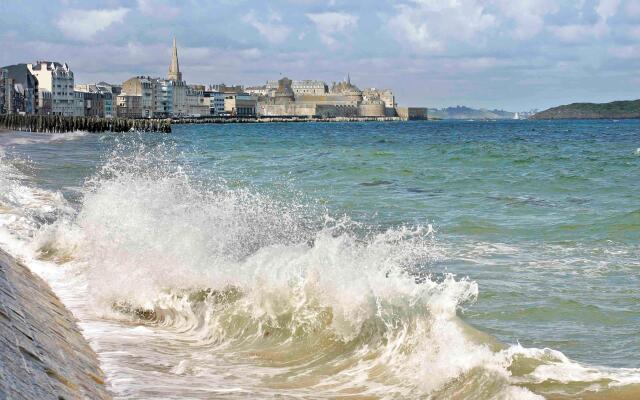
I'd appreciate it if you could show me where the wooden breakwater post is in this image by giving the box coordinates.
[0,114,171,133]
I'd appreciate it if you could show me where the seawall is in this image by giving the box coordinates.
[172,116,404,124]
[0,114,171,133]
[0,249,111,399]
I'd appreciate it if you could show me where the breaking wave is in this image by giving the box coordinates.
[1,141,639,399]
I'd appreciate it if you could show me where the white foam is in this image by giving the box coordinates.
[1,144,639,399]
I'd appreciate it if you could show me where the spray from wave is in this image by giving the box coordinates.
[1,139,639,399]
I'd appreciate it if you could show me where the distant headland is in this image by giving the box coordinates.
[531,99,640,120]
[428,106,534,120]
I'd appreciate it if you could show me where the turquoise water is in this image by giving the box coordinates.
[172,120,640,367]
[0,120,638,398]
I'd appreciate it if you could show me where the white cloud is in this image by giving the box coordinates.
[595,0,620,20]
[593,0,620,35]
[387,0,495,53]
[306,12,359,47]
[239,48,262,60]
[493,0,558,39]
[549,0,620,43]
[624,0,640,17]
[57,8,129,40]
[137,0,180,20]
[549,24,595,43]
[244,11,291,44]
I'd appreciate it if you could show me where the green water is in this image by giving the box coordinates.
[0,120,638,398]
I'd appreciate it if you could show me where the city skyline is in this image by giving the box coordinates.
[1,0,639,110]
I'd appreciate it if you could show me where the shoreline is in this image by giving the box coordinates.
[172,115,409,124]
[0,248,111,399]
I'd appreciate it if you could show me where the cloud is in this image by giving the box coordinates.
[306,12,359,47]
[137,0,180,20]
[239,48,262,60]
[387,0,495,53]
[244,11,291,44]
[624,0,640,17]
[593,0,620,35]
[549,24,596,43]
[625,25,640,39]
[595,0,620,21]
[4,0,639,111]
[548,0,620,43]
[608,45,640,59]
[493,0,558,39]
[57,8,129,40]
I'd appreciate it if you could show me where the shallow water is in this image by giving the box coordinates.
[0,120,638,399]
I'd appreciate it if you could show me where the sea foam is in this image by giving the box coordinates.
[1,140,639,399]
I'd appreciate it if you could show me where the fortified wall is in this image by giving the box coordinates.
[258,77,393,118]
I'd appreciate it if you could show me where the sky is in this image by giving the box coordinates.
[1,0,639,111]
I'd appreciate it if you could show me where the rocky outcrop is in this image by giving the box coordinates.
[531,100,640,120]
[0,249,111,399]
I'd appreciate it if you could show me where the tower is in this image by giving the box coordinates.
[168,38,182,82]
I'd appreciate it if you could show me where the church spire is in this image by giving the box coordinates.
[168,37,182,82]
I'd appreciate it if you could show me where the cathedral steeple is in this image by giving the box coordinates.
[168,37,182,82]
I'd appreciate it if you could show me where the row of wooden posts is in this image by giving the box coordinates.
[0,114,171,133]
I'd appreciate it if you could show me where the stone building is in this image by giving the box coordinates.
[363,87,397,117]
[258,75,391,118]
[120,76,157,117]
[27,61,75,116]
[0,64,38,114]
[75,83,116,118]
[73,91,85,117]
[379,89,396,110]
[358,99,386,117]
[118,76,175,118]
[266,79,328,96]
[156,79,174,116]
[210,84,244,94]
[329,75,363,103]
[396,107,428,120]
[245,86,268,97]
[97,82,122,96]
[203,90,225,115]
[292,80,328,95]
[116,39,207,118]
[224,93,257,117]
[167,38,182,82]
[116,94,143,118]
[208,83,256,117]
[0,69,9,114]
[183,85,208,116]
[38,91,52,116]
[166,39,208,117]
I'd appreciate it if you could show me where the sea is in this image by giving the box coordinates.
[0,120,638,399]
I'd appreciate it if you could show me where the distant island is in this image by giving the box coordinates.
[428,106,521,120]
[531,100,640,120]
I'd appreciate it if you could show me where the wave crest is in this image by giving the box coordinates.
[23,143,640,398]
